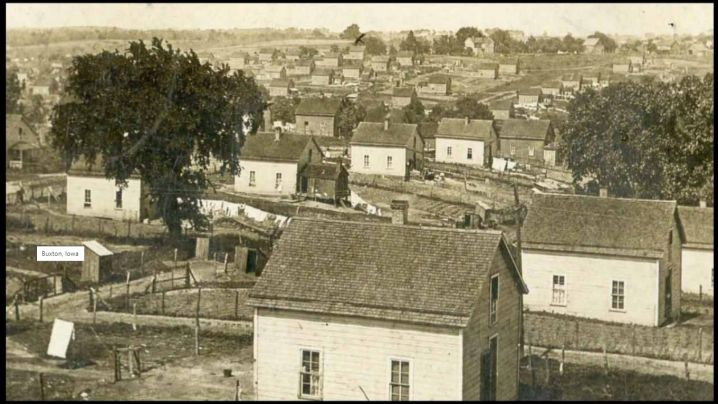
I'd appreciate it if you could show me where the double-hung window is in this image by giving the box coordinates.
[84,190,92,208]
[115,189,123,209]
[467,148,473,160]
[490,274,499,324]
[611,280,625,310]
[299,350,322,399]
[387,156,392,168]
[390,360,410,401]
[249,171,256,187]
[510,144,516,155]
[363,155,370,168]
[275,173,282,189]
[528,146,535,157]
[552,275,566,305]
[447,146,452,159]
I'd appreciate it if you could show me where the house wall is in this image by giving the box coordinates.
[405,133,425,172]
[295,114,337,137]
[491,109,511,120]
[522,249,661,326]
[235,160,298,195]
[541,88,561,97]
[392,96,412,109]
[498,64,518,75]
[397,57,413,66]
[311,75,332,85]
[316,59,339,68]
[518,94,540,105]
[435,137,489,167]
[371,62,388,72]
[228,58,246,70]
[254,308,463,401]
[498,138,546,166]
[668,218,683,319]
[462,246,522,400]
[349,145,408,177]
[269,87,289,97]
[66,175,143,221]
[343,68,361,79]
[561,80,581,92]
[477,69,497,79]
[681,248,714,296]
[424,83,448,95]
[613,65,630,73]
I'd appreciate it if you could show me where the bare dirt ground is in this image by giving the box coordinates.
[6,321,254,401]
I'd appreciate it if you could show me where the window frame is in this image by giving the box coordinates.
[275,172,282,189]
[489,274,499,325]
[510,144,516,156]
[84,189,92,208]
[387,357,412,401]
[447,146,452,158]
[467,147,473,160]
[249,171,256,187]
[363,155,370,168]
[298,348,323,400]
[528,145,535,157]
[115,188,123,209]
[387,155,393,168]
[610,280,625,312]
[551,274,567,306]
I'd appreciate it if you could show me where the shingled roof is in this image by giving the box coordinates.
[489,98,516,110]
[677,206,714,249]
[300,162,346,180]
[247,217,525,327]
[437,118,495,141]
[392,86,416,98]
[240,132,319,162]
[350,122,418,147]
[478,63,498,70]
[523,193,679,258]
[428,74,451,84]
[295,97,342,116]
[497,119,552,141]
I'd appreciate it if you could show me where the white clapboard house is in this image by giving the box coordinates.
[678,205,714,297]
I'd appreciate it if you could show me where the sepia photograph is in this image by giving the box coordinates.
[5,2,714,401]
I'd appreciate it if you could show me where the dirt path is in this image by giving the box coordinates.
[531,345,714,383]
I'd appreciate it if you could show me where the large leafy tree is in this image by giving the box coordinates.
[432,35,465,55]
[7,66,23,114]
[364,36,387,56]
[399,31,431,55]
[560,75,714,204]
[336,98,367,139]
[298,46,319,59]
[341,24,361,40]
[455,27,483,45]
[588,31,618,53]
[402,93,425,124]
[452,94,494,120]
[269,96,298,124]
[25,94,49,132]
[489,29,527,54]
[50,38,266,235]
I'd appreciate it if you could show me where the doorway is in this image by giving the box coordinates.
[480,335,498,401]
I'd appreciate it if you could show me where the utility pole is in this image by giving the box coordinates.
[513,181,525,356]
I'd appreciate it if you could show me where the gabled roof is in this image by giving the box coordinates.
[312,68,335,76]
[300,162,346,180]
[584,37,601,46]
[392,86,415,98]
[67,154,141,178]
[397,51,414,58]
[322,52,342,58]
[265,65,286,72]
[247,217,526,327]
[489,98,516,110]
[518,88,542,96]
[83,240,114,257]
[371,55,391,63]
[428,74,451,84]
[240,132,318,162]
[342,60,363,69]
[542,81,563,89]
[523,193,678,258]
[350,121,418,147]
[269,79,292,88]
[498,119,551,140]
[295,97,342,116]
[677,206,714,249]
[437,118,495,141]
[471,36,494,45]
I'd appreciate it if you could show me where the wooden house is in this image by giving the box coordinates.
[295,97,343,137]
[268,79,294,98]
[516,88,542,109]
[315,52,343,68]
[345,45,366,61]
[265,65,287,80]
[495,119,554,166]
[66,156,157,222]
[678,205,714,297]
[540,81,563,98]
[417,121,438,155]
[370,55,391,72]
[247,213,527,400]
[435,118,497,167]
[560,73,582,94]
[6,114,42,169]
[311,68,336,86]
[391,86,416,109]
[258,48,275,62]
[228,52,250,70]
[522,192,683,326]
[299,162,350,204]
[234,129,323,196]
[349,120,423,179]
[488,98,515,120]
[583,37,604,54]
[284,48,302,62]
[465,36,495,54]
[81,240,114,284]
[422,74,452,95]
[288,59,315,77]
[342,60,363,80]
[396,51,415,67]
[476,63,499,79]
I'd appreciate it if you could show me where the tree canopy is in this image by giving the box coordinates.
[298,46,319,59]
[588,31,618,53]
[455,27,483,45]
[340,24,361,40]
[560,74,714,205]
[50,38,266,234]
[6,66,23,114]
[401,93,425,124]
[399,31,431,55]
[269,96,298,124]
[364,36,387,56]
[432,34,466,56]
[336,98,366,139]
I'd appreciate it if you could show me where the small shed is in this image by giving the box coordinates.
[81,240,114,284]
[299,162,350,204]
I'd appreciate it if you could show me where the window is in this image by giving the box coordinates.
[490,274,499,324]
[299,350,321,399]
[84,190,91,208]
[528,146,535,157]
[275,172,282,189]
[364,155,370,168]
[447,146,452,158]
[249,171,256,187]
[510,144,516,155]
[552,275,566,305]
[611,280,625,310]
[467,148,473,160]
[18,127,23,137]
[390,360,410,401]
[115,189,123,209]
[308,148,313,161]
[387,156,392,168]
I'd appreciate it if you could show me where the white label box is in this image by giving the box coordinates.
[37,246,85,261]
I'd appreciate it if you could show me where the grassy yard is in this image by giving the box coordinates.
[519,355,714,401]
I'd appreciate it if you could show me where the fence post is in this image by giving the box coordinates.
[235,290,240,319]
[125,271,131,312]
[235,380,241,401]
[574,320,579,348]
[174,248,178,269]
[699,285,702,303]
[684,361,690,380]
[93,289,97,325]
[38,372,45,401]
[127,220,131,238]
[632,325,636,356]
[14,298,20,321]
[161,291,165,315]
[133,303,137,331]
[38,296,43,322]
[603,344,609,375]
[186,263,191,288]
[113,346,120,382]
[195,287,202,356]
[224,253,229,274]
[698,327,703,362]
[544,354,550,384]
[560,343,565,376]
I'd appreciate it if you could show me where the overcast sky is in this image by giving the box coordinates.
[6,3,714,37]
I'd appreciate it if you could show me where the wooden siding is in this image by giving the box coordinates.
[682,248,713,296]
[254,308,463,400]
[66,175,143,221]
[497,138,546,166]
[294,114,337,137]
[349,145,408,177]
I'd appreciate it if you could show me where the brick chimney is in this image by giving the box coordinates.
[390,200,409,225]
[699,199,707,208]
[274,126,282,142]
[599,187,608,198]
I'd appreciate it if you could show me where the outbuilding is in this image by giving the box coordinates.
[81,240,114,284]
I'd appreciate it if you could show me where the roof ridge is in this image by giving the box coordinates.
[291,216,504,235]
[536,192,677,204]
